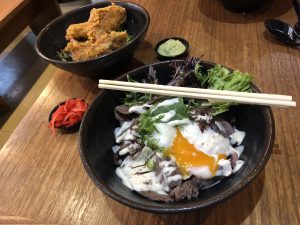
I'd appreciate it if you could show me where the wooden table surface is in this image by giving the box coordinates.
[0,0,299,224]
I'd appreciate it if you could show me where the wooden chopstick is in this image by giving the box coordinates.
[98,80,296,107]
[99,79,292,101]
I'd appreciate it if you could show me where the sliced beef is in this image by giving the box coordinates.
[130,118,140,130]
[113,145,129,165]
[116,104,130,115]
[230,152,239,168]
[154,157,183,188]
[146,95,166,105]
[211,122,220,133]
[138,191,173,202]
[128,142,144,155]
[169,177,204,201]
[113,141,144,165]
[189,107,213,118]
[138,176,205,202]
[169,179,182,189]
[113,153,124,166]
[215,117,235,138]
[188,108,215,132]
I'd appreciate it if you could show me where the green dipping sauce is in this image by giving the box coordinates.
[157,39,186,57]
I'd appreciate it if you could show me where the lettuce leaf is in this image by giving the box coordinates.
[195,64,252,115]
[151,98,188,121]
[207,65,252,92]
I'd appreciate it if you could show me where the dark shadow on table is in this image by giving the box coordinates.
[197,0,293,24]
[51,57,145,97]
[121,57,146,74]
[105,170,266,225]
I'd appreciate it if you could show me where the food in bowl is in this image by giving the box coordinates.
[155,37,189,60]
[60,4,130,61]
[79,59,274,212]
[111,58,252,202]
[157,39,186,57]
[49,98,88,133]
[35,1,150,78]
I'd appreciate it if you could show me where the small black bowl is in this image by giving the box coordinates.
[35,1,150,79]
[49,98,88,132]
[78,60,275,213]
[155,37,189,60]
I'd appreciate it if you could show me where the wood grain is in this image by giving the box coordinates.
[0,0,30,26]
[0,0,61,52]
[0,0,299,224]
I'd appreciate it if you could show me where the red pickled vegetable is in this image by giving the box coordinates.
[48,98,88,134]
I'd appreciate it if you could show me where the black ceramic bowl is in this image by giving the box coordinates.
[35,1,150,79]
[79,60,275,213]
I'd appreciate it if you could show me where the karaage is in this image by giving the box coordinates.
[63,4,128,61]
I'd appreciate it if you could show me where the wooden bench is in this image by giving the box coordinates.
[0,0,62,52]
[0,0,62,111]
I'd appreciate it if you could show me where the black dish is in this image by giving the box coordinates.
[79,60,275,213]
[264,0,300,46]
[264,19,300,46]
[35,1,150,79]
[49,98,88,132]
[155,37,189,60]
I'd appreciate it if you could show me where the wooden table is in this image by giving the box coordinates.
[0,0,299,224]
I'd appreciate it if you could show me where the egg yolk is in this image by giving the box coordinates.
[166,129,226,176]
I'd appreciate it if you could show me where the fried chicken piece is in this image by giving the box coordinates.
[64,4,128,61]
[65,22,91,41]
[65,4,126,41]
[64,31,128,61]
[88,5,126,32]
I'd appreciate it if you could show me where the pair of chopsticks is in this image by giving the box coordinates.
[98,80,296,107]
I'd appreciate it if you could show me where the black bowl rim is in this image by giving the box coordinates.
[78,60,275,213]
[155,37,189,60]
[35,1,150,64]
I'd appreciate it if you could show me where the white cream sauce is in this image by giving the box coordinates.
[189,166,212,179]
[151,117,246,179]
[233,160,244,173]
[151,98,179,112]
[114,121,132,138]
[129,103,152,114]
[157,110,176,122]
[114,98,247,194]
[230,130,246,145]
[181,123,236,156]
[116,149,182,194]
[114,120,139,144]
[196,114,213,123]
[216,159,233,177]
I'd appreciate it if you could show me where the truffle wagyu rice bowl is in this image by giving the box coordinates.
[79,59,275,213]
